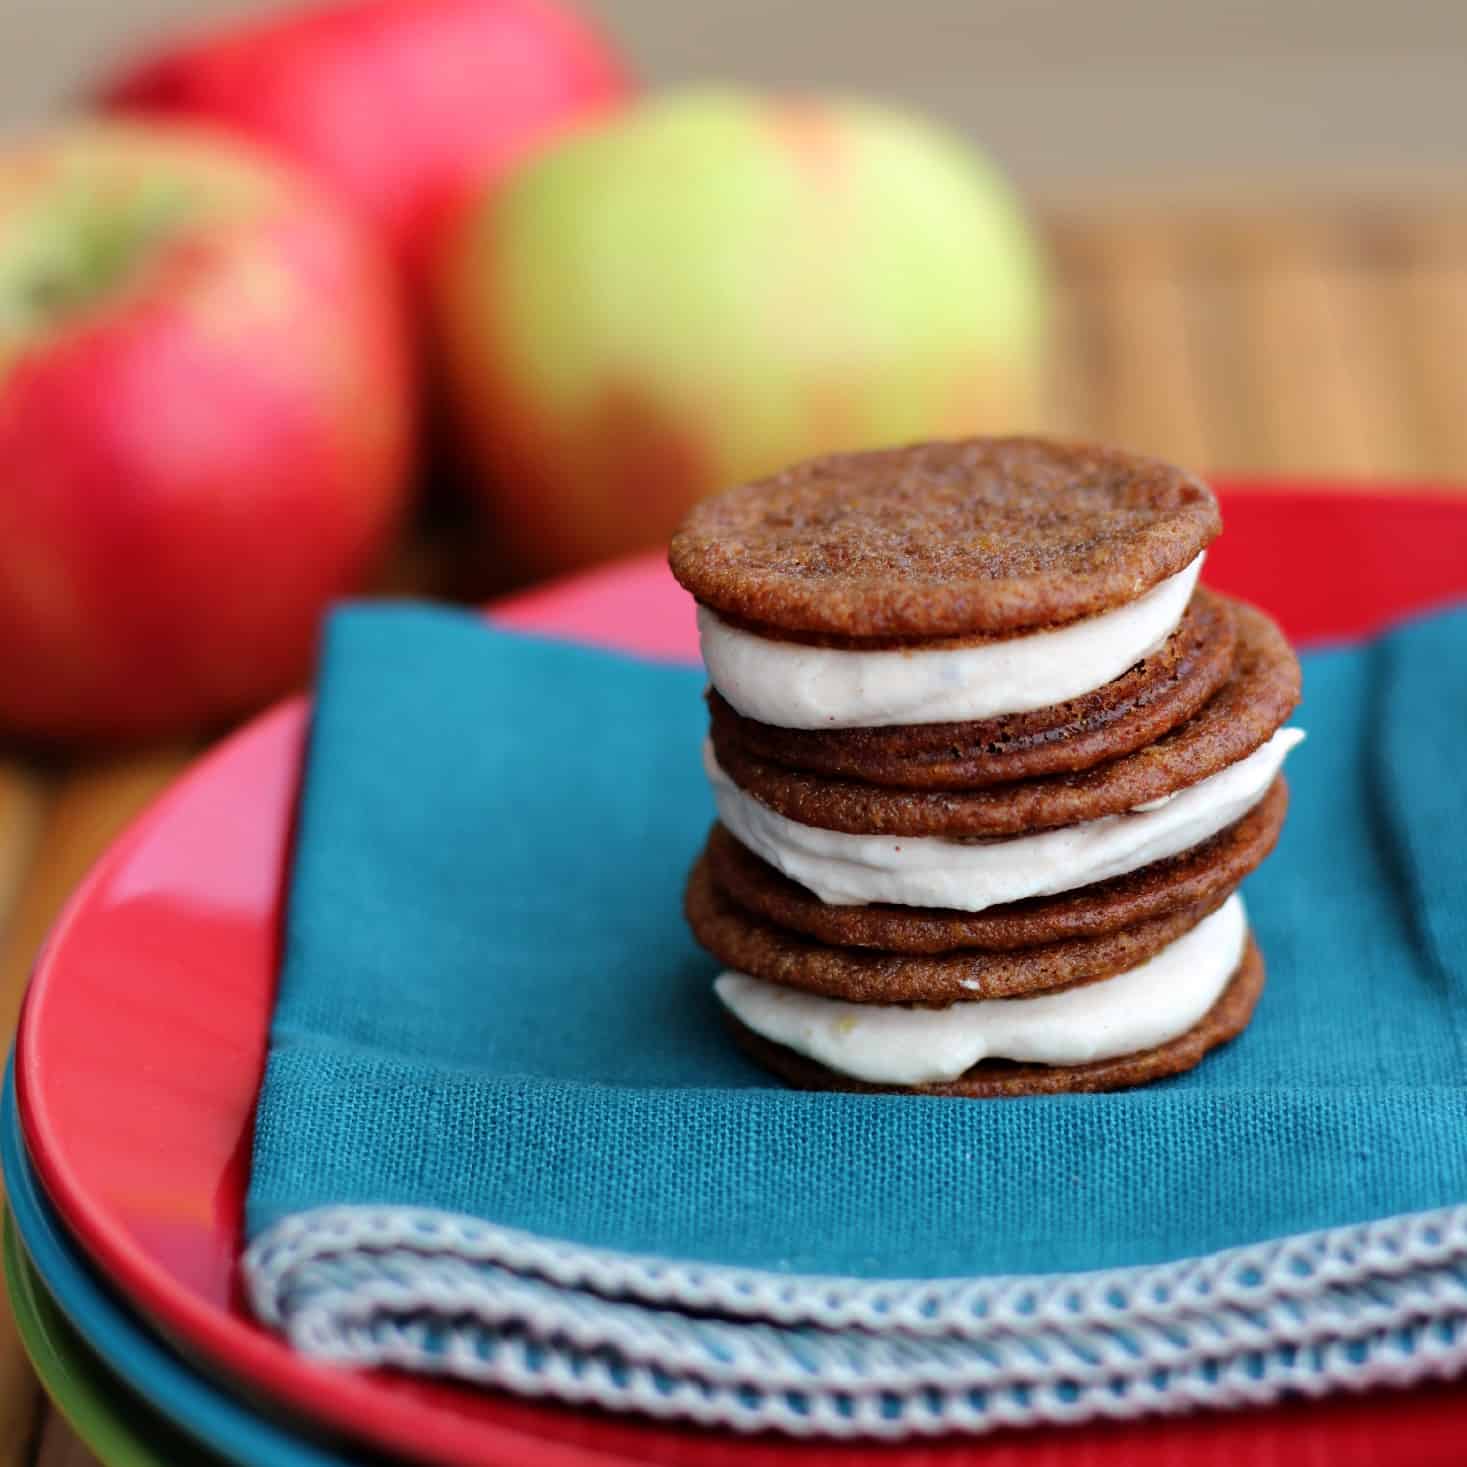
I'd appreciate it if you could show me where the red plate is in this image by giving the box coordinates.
[17,486,1467,1467]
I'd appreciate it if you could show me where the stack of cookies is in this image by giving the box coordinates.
[670,437,1304,1096]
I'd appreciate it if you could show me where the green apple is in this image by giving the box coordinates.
[433,88,1049,579]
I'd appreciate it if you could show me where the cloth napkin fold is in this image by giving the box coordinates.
[244,601,1467,1435]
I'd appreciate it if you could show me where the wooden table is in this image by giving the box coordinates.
[7,195,1467,1465]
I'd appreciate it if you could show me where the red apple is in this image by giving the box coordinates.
[98,0,632,281]
[0,121,415,743]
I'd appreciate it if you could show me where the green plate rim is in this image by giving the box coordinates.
[4,1207,223,1467]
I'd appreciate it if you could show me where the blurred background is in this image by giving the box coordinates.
[1,4,1466,1459]
[2,0,1462,509]
[11,0,1467,189]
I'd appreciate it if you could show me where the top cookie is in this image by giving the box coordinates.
[669,437,1221,638]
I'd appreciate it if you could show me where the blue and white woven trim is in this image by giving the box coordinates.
[248,1202,1467,1333]
[244,1203,1467,1436]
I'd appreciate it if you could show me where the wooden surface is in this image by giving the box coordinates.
[10,196,1467,1466]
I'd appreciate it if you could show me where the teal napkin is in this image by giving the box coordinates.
[243,601,1467,1433]
[246,603,1467,1278]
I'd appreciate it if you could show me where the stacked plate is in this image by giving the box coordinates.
[7,487,1467,1466]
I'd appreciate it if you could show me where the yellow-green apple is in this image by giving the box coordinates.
[99,0,632,282]
[432,89,1049,580]
[0,121,415,743]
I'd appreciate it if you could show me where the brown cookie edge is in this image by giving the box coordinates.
[722,937,1265,1097]
[708,589,1237,790]
[703,777,1288,953]
[687,855,1233,1003]
[710,599,1301,837]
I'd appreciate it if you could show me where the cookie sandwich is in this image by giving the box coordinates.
[670,437,1303,1096]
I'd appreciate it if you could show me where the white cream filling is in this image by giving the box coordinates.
[717,894,1248,1085]
[699,555,1203,730]
[707,727,1304,911]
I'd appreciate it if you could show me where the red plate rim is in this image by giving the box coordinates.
[15,485,1467,1467]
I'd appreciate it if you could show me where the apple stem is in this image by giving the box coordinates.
[0,176,195,344]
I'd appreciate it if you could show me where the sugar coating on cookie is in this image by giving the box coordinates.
[670,437,1221,638]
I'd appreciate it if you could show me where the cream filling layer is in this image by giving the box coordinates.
[698,555,1203,730]
[706,728,1303,911]
[716,894,1247,1085]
